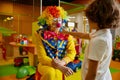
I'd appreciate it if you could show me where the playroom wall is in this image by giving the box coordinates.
[0,0,40,35]
[0,1,40,57]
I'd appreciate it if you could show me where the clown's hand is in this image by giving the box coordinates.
[52,58,74,77]
[52,58,66,68]
[58,65,74,77]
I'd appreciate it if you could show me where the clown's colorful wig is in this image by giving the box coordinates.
[38,6,68,29]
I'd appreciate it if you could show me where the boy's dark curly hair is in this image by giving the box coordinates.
[85,0,120,29]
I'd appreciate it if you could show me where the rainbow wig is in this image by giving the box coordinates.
[38,6,68,29]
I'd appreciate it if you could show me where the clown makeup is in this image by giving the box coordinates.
[49,18,62,33]
[53,18,62,28]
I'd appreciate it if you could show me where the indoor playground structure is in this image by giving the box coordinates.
[112,35,120,61]
[0,27,16,60]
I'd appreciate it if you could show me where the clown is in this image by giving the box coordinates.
[34,6,76,80]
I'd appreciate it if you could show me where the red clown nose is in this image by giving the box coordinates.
[56,23,61,28]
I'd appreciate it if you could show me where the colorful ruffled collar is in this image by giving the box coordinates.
[43,31,69,40]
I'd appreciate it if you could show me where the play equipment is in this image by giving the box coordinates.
[66,60,82,72]
[0,32,6,60]
[0,27,16,36]
[112,49,120,61]
[112,35,120,61]
[26,68,41,80]
[0,27,16,60]
[16,66,29,78]
[112,42,120,61]
[19,46,28,55]
[16,66,36,79]
[0,45,6,60]
[14,57,29,67]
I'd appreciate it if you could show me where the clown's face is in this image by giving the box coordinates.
[50,18,62,32]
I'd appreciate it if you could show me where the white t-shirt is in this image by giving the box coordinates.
[81,29,112,80]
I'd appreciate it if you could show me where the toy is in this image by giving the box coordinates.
[14,57,29,67]
[66,60,82,72]
[26,69,41,80]
[16,66,29,78]
[16,66,36,79]
[14,57,23,67]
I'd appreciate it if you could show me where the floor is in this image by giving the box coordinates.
[0,57,120,80]
[110,60,120,80]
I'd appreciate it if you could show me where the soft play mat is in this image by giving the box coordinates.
[0,64,19,77]
[0,64,36,77]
